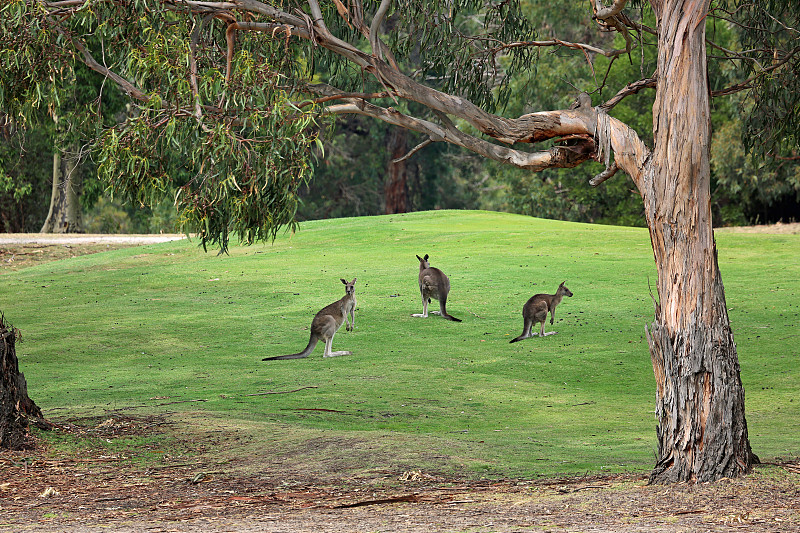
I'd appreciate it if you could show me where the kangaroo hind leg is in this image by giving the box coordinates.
[412,290,429,317]
[323,334,351,357]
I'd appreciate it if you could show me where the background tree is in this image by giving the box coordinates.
[0,116,53,232]
[2,0,798,482]
[0,57,128,234]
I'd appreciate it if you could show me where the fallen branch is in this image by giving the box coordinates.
[334,494,421,508]
[154,398,208,406]
[244,386,318,396]
[289,408,346,413]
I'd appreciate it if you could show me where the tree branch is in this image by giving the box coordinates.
[189,15,211,121]
[392,138,432,163]
[589,162,619,186]
[710,45,800,98]
[593,0,629,20]
[369,0,391,61]
[600,76,657,110]
[324,99,597,171]
[489,38,631,59]
[37,2,148,101]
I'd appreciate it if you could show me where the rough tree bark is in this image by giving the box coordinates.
[0,315,43,450]
[640,0,757,482]
[384,127,409,214]
[591,0,758,484]
[40,141,83,234]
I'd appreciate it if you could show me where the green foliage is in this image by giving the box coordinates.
[385,0,535,111]
[496,162,646,226]
[83,195,179,234]
[726,0,800,158]
[711,117,800,224]
[0,124,53,232]
[1,1,320,249]
[3,212,798,477]
[0,2,130,232]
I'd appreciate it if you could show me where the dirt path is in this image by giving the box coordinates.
[0,233,186,245]
[0,234,186,271]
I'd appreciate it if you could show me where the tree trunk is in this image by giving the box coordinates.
[642,0,757,483]
[384,128,409,214]
[1,315,43,450]
[40,143,83,233]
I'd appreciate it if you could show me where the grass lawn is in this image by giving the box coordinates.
[2,210,798,479]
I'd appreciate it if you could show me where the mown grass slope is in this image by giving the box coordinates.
[3,210,798,479]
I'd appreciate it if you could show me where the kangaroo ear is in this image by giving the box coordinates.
[341,278,347,284]
[416,255,422,261]
[351,278,357,284]
[424,254,429,261]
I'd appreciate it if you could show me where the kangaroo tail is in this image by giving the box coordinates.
[510,319,532,343]
[262,335,317,361]
[440,297,461,322]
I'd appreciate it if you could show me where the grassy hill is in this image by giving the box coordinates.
[2,210,798,479]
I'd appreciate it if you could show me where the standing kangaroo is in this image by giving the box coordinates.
[509,281,573,343]
[411,254,461,322]
[262,278,357,360]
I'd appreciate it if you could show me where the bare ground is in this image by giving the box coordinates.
[1,415,799,533]
[2,228,799,532]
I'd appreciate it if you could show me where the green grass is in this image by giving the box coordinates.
[3,210,798,479]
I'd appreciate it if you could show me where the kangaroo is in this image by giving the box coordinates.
[411,254,461,322]
[509,281,573,343]
[262,278,357,360]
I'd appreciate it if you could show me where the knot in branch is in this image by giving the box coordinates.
[550,135,596,168]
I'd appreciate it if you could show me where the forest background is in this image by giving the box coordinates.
[1,3,798,234]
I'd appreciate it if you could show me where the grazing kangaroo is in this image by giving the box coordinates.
[411,254,461,322]
[509,281,573,343]
[262,278,357,360]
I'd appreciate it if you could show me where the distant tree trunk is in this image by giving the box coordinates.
[384,128,409,214]
[40,142,83,233]
[1,315,43,450]
[642,0,757,483]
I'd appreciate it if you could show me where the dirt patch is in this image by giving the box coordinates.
[0,234,185,271]
[1,416,798,532]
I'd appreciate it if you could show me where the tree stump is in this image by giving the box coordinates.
[1,314,43,450]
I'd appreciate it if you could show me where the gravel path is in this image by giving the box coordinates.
[0,233,186,245]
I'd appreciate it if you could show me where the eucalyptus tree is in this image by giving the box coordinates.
[2,0,798,482]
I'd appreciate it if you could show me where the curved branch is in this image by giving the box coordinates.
[38,0,652,185]
[595,108,651,195]
[589,162,619,186]
[54,23,149,102]
[601,76,657,110]
[369,0,391,61]
[593,0,629,20]
[392,138,432,163]
[710,45,800,98]
[324,101,597,171]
